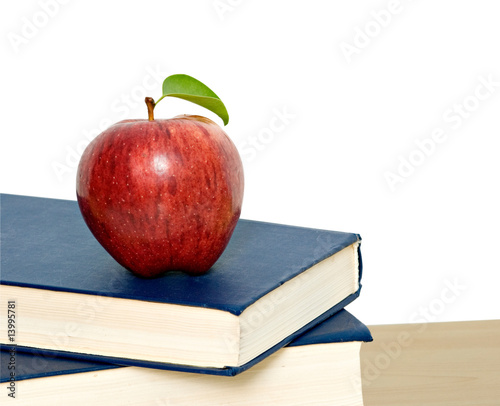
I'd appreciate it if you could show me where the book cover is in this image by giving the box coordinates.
[1,310,372,406]
[0,193,363,375]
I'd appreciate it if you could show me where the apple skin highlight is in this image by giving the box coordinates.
[76,115,244,278]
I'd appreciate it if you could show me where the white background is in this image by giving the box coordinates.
[2,0,499,326]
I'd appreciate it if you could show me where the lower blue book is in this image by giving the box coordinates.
[1,309,372,406]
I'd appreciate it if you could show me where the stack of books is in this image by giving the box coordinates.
[0,193,372,405]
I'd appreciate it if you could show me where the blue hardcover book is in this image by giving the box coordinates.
[0,193,363,376]
[1,310,372,405]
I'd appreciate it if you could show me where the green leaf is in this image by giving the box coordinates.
[160,74,229,126]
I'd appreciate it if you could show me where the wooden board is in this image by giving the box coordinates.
[361,319,500,406]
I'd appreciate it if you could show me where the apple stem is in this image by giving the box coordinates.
[145,97,156,121]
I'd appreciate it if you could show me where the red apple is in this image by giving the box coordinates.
[76,107,244,278]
